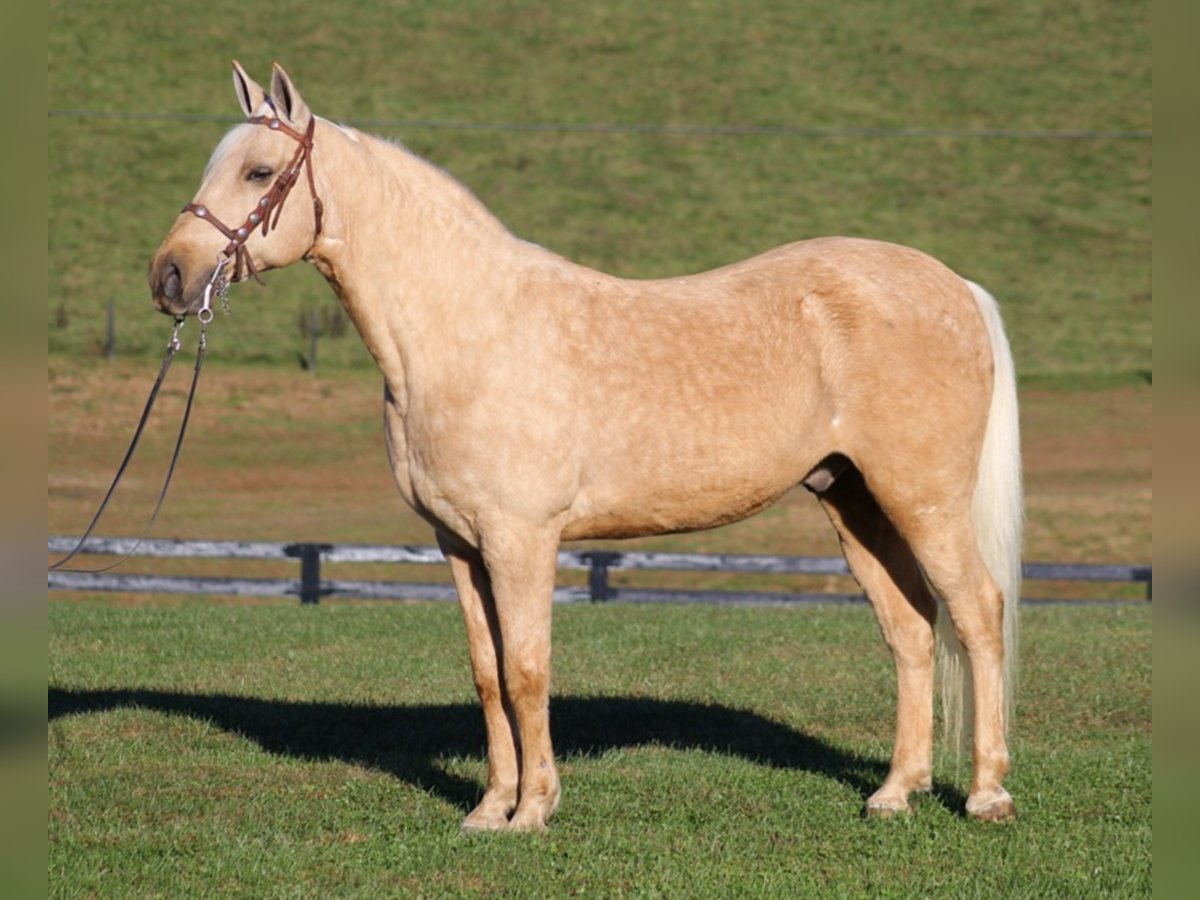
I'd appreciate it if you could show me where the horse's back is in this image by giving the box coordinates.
[552,237,991,540]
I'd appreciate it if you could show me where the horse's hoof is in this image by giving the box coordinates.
[504,809,550,833]
[864,783,916,819]
[968,798,1017,822]
[864,800,912,819]
[966,789,1017,823]
[503,817,548,833]
[460,816,507,834]
[460,801,513,833]
[461,817,507,834]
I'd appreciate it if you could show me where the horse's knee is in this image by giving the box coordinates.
[503,655,550,706]
[472,672,505,710]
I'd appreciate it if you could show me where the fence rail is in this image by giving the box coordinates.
[47,536,1152,606]
[49,109,1153,142]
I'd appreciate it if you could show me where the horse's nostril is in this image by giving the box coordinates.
[162,262,182,301]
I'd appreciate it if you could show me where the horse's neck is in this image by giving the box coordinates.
[307,124,537,391]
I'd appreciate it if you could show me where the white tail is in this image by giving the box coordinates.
[937,280,1024,754]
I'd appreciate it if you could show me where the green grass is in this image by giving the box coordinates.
[49,600,1151,896]
[48,0,1151,381]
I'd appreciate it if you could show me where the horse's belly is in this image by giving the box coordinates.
[561,377,831,541]
[561,480,789,541]
[561,434,815,541]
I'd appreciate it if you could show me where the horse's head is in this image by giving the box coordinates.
[148,62,323,317]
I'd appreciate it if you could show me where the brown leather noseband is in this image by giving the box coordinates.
[182,115,324,285]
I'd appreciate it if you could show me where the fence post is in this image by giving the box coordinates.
[308,308,319,375]
[285,543,331,605]
[105,297,116,359]
[582,551,621,602]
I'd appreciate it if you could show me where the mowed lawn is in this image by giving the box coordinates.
[49,600,1150,896]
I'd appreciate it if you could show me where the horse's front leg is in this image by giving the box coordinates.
[438,533,520,831]
[480,525,562,831]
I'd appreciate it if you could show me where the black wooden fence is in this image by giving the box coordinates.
[47,536,1151,606]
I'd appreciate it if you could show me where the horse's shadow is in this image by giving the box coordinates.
[48,687,966,815]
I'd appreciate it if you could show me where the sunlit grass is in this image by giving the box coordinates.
[49,600,1151,896]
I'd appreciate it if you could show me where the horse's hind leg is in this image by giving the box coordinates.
[812,465,937,816]
[438,533,520,831]
[898,512,1015,822]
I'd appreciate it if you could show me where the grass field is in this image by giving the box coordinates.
[49,600,1151,896]
[48,0,1150,381]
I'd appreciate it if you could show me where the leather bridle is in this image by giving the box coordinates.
[182,114,324,287]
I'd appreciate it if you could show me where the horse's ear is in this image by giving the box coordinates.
[231,60,268,118]
[269,62,312,128]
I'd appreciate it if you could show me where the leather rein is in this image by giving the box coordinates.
[49,114,323,573]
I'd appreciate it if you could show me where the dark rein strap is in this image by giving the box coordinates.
[48,317,208,573]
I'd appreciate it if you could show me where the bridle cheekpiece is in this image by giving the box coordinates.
[182,114,324,290]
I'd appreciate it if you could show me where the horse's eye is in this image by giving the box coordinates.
[246,167,273,183]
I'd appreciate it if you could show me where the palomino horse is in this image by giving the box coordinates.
[149,62,1022,831]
